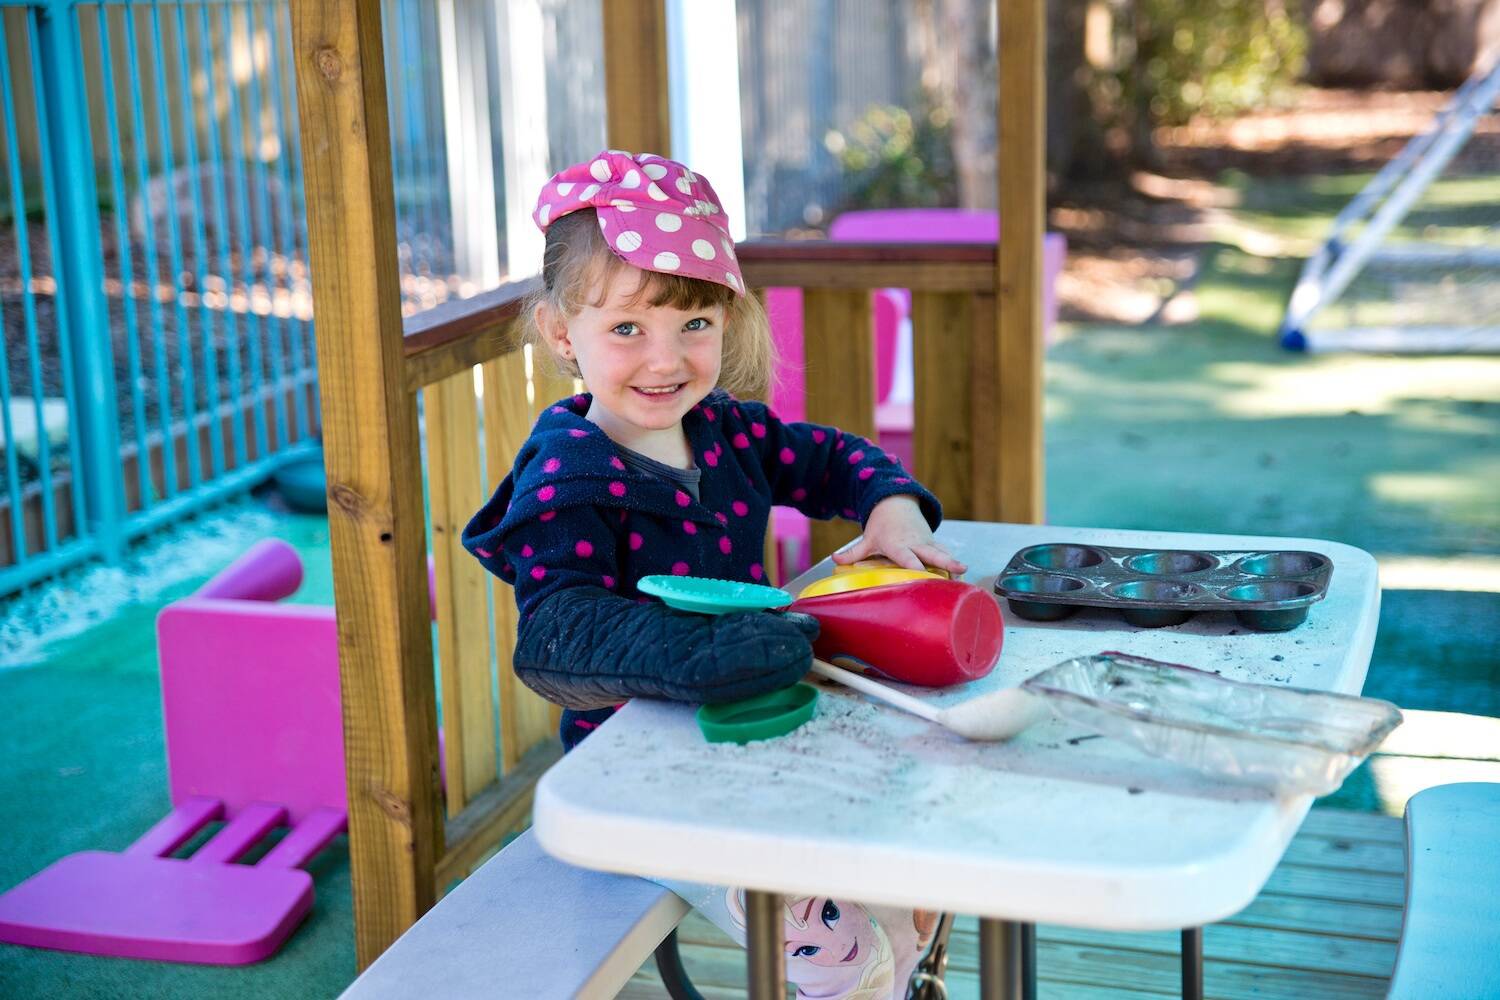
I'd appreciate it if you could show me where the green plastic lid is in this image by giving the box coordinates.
[696,683,820,744]
[638,575,793,615]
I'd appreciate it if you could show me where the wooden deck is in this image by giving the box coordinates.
[621,806,1402,999]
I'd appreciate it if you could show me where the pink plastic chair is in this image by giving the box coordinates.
[765,209,1067,579]
[0,540,347,964]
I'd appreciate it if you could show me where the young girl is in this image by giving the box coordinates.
[462,150,956,997]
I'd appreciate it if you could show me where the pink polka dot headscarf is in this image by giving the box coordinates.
[534,150,744,296]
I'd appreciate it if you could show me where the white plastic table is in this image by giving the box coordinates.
[534,521,1382,999]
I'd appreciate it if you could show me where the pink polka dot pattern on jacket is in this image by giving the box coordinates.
[460,389,943,643]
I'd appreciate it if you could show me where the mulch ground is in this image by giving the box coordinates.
[1051,87,1500,325]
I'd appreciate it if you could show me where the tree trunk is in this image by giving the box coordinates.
[914,0,998,209]
[1046,0,1107,182]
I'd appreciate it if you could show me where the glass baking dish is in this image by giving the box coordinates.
[1021,652,1403,796]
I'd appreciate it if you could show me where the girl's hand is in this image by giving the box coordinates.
[832,496,968,576]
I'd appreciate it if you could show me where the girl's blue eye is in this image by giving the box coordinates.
[684,317,711,331]
[793,945,821,958]
[611,322,639,336]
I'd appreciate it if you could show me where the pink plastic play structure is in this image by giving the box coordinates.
[0,540,347,964]
[766,208,1067,579]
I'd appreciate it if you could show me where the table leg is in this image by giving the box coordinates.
[1182,927,1204,1000]
[978,918,1027,1000]
[744,890,785,1000]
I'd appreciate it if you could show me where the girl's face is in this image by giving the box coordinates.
[784,897,878,969]
[539,265,724,444]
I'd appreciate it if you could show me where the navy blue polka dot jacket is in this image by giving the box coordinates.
[462,390,941,747]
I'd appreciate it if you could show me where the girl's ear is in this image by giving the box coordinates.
[534,301,573,360]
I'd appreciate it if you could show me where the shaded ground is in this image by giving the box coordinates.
[1050,86,1500,326]
[3,88,1499,997]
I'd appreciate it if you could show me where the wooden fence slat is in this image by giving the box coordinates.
[481,348,558,769]
[290,0,440,968]
[967,292,1002,520]
[435,741,561,888]
[425,369,497,814]
[530,355,578,414]
[911,291,975,520]
[801,288,874,564]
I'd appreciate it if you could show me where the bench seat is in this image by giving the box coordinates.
[341,830,688,1000]
[1386,782,1500,999]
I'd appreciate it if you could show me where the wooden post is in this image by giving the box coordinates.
[290,0,442,968]
[994,0,1046,524]
[603,0,671,154]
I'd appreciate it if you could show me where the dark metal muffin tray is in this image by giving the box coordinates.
[993,543,1333,631]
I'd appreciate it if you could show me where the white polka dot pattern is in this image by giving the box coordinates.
[531,149,746,296]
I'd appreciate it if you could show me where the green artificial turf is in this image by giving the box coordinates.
[2,175,1498,997]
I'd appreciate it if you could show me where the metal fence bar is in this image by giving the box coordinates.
[416,0,445,268]
[380,0,403,249]
[192,1,249,469]
[144,0,202,485]
[122,2,179,498]
[0,304,24,565]
[3,14,60,551]
[147,2,203,490]
[411,0,435,269]
[35,3,120,558]
[216,1,268,459]
[0,16,34,563]
[95,3,155,511]
[235,1,289,451]
[270,0,317,429]
[250,0,309,442]
[0,536,100,594]
[121,438,318,542]
[169,3,227,479]
[399,0,432,278]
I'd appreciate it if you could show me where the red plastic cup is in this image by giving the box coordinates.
[791,579,1004,687]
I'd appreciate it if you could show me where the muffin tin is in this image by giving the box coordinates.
[993,543,1333,631]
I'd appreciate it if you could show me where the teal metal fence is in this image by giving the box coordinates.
[0,0,454,595]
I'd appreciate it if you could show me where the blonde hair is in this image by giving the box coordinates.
[520,209,774,400]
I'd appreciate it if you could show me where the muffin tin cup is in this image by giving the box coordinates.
[994,544,1332,632]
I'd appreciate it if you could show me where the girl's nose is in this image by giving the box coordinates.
[644,334,685,372]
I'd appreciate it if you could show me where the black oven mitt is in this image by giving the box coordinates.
[512,586,820,711]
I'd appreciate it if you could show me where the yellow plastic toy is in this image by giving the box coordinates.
[832,557,951,579]
[797,566,946,599]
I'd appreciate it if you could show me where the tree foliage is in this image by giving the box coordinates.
[824,103,959,211]
[1114,0,1307,128]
